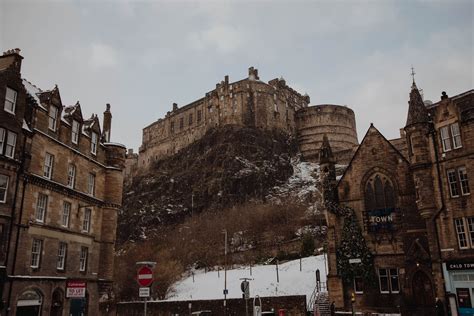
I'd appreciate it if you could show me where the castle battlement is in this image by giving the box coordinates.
[135,67,358,171]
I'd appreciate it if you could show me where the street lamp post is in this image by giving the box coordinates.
[223,229,228,316]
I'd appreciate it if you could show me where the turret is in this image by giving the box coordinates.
[404,80,436,219]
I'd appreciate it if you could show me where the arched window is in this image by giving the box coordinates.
[365,173,397,232]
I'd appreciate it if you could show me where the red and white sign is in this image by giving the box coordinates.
[66,280,86,298]
[137,266,153,287]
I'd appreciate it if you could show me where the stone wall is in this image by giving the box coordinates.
[117,295,307,316]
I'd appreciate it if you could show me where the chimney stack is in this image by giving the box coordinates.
[102,103,112,142]
[173,103,178,111]
[248,67,259,80]
[0,48,23,72]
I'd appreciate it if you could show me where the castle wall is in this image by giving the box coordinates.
[296,104,358,164]
[138,68,310,171]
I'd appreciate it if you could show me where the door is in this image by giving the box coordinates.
[69,298,87,316]
[50,288,63,316]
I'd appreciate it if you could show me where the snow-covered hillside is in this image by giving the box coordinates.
[166,255,327,301]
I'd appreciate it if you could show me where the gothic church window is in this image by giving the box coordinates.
[364,174,396,232]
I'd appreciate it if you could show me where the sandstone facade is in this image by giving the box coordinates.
[136,67,358,173]
[0,49,125,316]
[323,82,473,315]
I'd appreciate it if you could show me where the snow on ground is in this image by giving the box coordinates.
[166,255,327,301]
[267,157,321,203]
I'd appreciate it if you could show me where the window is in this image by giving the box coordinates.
[43,153,54,179]
[87,173,95,196]
[448,167,470,198]
[451,123,462,149]
[62,202,71,227]
[35,194,48,222]
[90,132,98,155]
[189,113,193,126]
[455,217,474,250]
[440,122,462,152]
[57,242,67,270]
[197,110,202,122]
[71,120,80,144]
[378,268,390,293]
[82,208,91,232]
[31,239,42,268]
[0,175,8,203]
[79,247,88,272]
[170,121,175,133]
[4,130,16,158]
[389,268,400,293]
[0,128,4,154]
[48,106,58,131]
[179,117,184,130]
[459,167,470,195]
[4,87,17,114]
[67,164,76,188]
[365,174,396,232]
[354,277,364,294]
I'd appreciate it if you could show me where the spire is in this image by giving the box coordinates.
[405,77,429,127]
[319,134,335,164]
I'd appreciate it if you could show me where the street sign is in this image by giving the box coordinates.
[139,287,150,298]
[137,266,154,287]
[66,280,86,298]
[349,258,361,264]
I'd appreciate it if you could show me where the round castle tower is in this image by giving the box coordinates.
[296,104,358,164]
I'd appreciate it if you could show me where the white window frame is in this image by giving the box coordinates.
[48,106,58,131]
[378,268,390,294]
[0,174,8,203]
[79,246,88,272]
[67,164,76,188]
[455,218,469,250]
[31,239,42,268]
[389,268,400,293]
[0,128,4,154]
[43,153,54,179]
[71,120,80,144]
[35,193,48,223]
[451,123,462,149]
[447,169,460,197]
[4,87,17,114]
[467,217,474,250]
[458,167,470,196]
[5,131,16,158]
[354,276,364,294]
[82,208,91,232]
[62,202,71,227]
[440,126,452,152]
[87,173,95,196]
[90,132,98,155]
[57,242,67,270]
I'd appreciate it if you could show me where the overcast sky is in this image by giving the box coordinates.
[1,0,472,150]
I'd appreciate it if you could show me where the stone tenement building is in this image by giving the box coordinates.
[322,79,473,315]
[0,49,126,316]
[135,67,358,172]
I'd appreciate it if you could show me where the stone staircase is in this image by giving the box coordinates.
[308,283,330,316]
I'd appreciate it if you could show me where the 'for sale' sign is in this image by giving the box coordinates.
[66,280,86,298]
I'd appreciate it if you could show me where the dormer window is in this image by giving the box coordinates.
[72,120,80,144]
[4,87,17,114]
[48,106,58,131]
[90,132,98,155]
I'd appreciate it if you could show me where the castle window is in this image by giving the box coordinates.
[440,122,462,152]
[454,217,474,249]
[48,106,58,131]
[4,87,17,114]
[170,121,175,133]
[71,120,80,144]
[189,113,193,126]
[447,167,470,198]
[197,110,202,122]
[180,117,184,130]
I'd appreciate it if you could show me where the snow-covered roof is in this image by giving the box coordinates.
[22,79,46,111]
[22,119,32,132]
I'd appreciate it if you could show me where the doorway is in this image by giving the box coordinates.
[50,288,63,316]
[16,289,42,316]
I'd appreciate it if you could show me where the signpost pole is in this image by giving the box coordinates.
[144,297,147,316]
